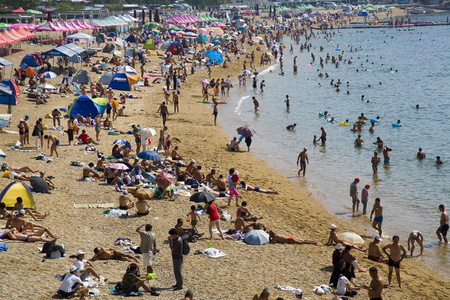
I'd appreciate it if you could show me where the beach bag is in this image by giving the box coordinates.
[42,241,55,254]
[48,244,66,258]
[182,239,190,255]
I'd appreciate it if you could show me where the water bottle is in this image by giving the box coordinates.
[207,242,211,249]
[99,276,105,285]
[152,253,155,261]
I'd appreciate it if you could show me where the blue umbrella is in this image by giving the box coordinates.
[113,139,128,145]
[137,151,162,161]
[244,230,270,245]
[142,172,156,183]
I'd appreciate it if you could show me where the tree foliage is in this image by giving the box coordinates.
[1,0,40,10]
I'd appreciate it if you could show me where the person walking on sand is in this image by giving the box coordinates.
[382,236,406,288]
[213,103,218,126]
[362,267,383,299]
[297,147,309,176]
[157,102,169,127]
[252,96,259,112]
[350,178,360,213]
[320,127,327,145]
[436,204,449,243]
[371,152,381,175]
[44,135,59,157]
[370,198,383,237]
[168,228,183,290]
[407,230,424,256]
[67,116,75,145]
[173,91,179,113]
[205,199,224,240]
[136,224,156,275]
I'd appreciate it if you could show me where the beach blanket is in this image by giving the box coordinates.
[73,203,115,209]
[109,286,143,297]
[202,248,227,258]
[104,209,128,217]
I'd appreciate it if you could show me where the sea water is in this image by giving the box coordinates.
[217,13,450,275]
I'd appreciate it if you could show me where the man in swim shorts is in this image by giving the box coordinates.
[92,247,138,262]
[354,135,364,147]
[382,236,406,288]
[368,236,387,263]
[320,127,327,145]
[407,230,424,256]
[370,198,383,237]
[350,178,360,213]
[240,181,279,194]
[156,102,169,127]
[436,204,449,243]
[118,191,134,210]
[297,147,309,177]
[362,267,383,300]
[135,198,152,216]
[383,146,392,163]
[371,152,380,175]
[44,134,59,157]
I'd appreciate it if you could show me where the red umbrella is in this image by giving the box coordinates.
[155,171,173,188]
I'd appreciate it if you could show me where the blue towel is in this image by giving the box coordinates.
[108,286,143,297]
[0,242,8,252]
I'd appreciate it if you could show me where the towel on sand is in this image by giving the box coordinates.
[109,286,143,297]
[202,248,227,258]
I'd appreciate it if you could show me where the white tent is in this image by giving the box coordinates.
[65,33,96,46]
[99,71,115,85]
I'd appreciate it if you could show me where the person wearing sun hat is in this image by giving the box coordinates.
[361,184,371,215]
[293,288,303,298]
[73,250,100,281]
[57,265,88,299]
[332,243,345,266]
[350,178,360,213]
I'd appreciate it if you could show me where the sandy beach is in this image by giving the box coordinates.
[1,12,449,299]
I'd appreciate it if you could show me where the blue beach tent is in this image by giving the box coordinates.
[204,50,223,65]
[67,95,107,118]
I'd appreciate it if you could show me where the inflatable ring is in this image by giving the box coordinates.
[202,100,211,104]
[108,131,121,135]
[340,122,349,126]
[370,118,379,123]
[392,123,402,127]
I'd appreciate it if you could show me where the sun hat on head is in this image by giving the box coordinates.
[375,236,382,241]
[335,243,344,250]
[75,250,86,257]
[330,224,337,230]
[234,170,239,175]
[355,178,360,182]
[293,289,303,295]
[70,265,78,273]
[365,184,371,189]
[19,209,25,215]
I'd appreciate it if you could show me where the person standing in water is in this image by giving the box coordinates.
[285,95,290,108]
[383,146,392,163]
[436,204,449,244]
[320,127,327,145]
[350,178,360,213]
[296,147,309,177]
[370,198,383,237]
[371,152,380,174]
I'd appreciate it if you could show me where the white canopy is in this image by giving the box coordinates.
[65,33,96,46]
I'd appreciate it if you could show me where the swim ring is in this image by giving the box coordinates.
[340,122,349,126]
[392,123,402,127]
[108,131,121,135]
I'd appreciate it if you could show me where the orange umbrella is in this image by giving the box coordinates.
[25,67,37,77]
[109,99,119,108]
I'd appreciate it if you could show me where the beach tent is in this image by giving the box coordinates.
[166,42,184,56]
[143,39,156,50]
[65,32,95,45]
[204,50,223,65]
[20,53,43,68]
[0,114,12,129]
[160,40,171,49]
[108,71,140,91]
[103,43,115,53]
[0,80,20,106]
[196,35,207,43]
[125,34,137,43]
[67,95,107,118]
[358,11,369,17]
[72,70,91,85]
[117,65,137,75]
[0,182,35,209]
[99,71,115,85]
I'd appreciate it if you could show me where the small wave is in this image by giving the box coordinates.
[235,95,250,116]
[258,64,279,76]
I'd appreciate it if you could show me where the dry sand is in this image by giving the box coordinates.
[0,19,449,300]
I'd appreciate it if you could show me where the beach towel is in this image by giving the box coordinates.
[109,286,143,297]
[104,209,127,217]
[202,248,227,258]
[73,203,115,209]
[0,242,8,252]
[274,285,295,291]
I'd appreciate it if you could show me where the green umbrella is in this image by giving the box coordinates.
[388,6,396,9]
[147,21,161,28]
[26,9,42,14]
[0,23,11,28]
[167,4,174,8]
[170,26,182,31]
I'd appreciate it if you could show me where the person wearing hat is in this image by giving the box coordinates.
[121,262,160,296]
[293,288,303,299]
[361,184,371,215]
[171,146,183,161]
[350,178,360,213]
[296,147,309,177]
[73,250,100,281]
[368,236,387,263]
[332,243,345,266]
[228,170,242,207]
[57,265,88,299]
[407,230,424,256]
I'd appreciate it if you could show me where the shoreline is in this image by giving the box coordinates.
[0,25,449,299]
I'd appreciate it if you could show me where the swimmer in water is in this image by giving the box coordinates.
[373,137,383,149]
[416,104,420,109]
[436,156,443,165]
[417,147,426,160]
[354,135,364,147]
[287,124,297,130]
[313,135,318,144]
[369,123,375,133]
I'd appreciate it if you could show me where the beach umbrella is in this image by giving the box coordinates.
[200,78,209,86]
[25,67,37,77]
[109,163,129,170]
[155,171,174,188]
[29,176,50,193]
[243,70,252,75]
[142,172,156,183]
[183,32,197,37]
[26,9,42,14]
[244,230,270,245]
[42,71,57,79]
[190,191,216,203]
[114,161,133,172]
[113,139,128,145]
[147,21,160,28]
[137,150,161,161]
[37,83,56,90]
[0,148,6,158]
[110,49,122,56]
[236,124,256,138]
[338,232,365,244]
[0,23,11,29]
[140,127,156,138]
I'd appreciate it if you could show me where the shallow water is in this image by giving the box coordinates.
[218,13,450,275]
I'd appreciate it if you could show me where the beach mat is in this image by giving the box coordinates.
[109,286,143,297]
[73,203,115,209]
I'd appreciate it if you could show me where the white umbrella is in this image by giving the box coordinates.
[37,83,56,90]
[338,232,365,244]
[0,148,6,158]
[110,49,122,55]
[140,128,156,138]
[43,71,58,79]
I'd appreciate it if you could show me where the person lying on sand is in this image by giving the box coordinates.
[327,224,366,252]
[201,186,228,198]
[5,228,58,243]
[92,247,139,262]
[118,191,135,210]
[269,230,319,246]
[240,181,279,194]
[4,166,38,173]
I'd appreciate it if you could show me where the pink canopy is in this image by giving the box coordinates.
[9,23,38,30]
[14,28,35,39]
[1,30,21,43]
[76,19,98,29]
[66,20,83,31]
[165,15,202,24]
[36,21,59,31]
[59,21,77,32]
[51,21,70,32]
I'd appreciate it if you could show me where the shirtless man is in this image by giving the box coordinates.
[92,247,138,262]
[373,137,383,149]
[44,134,59,157]
[5,210,34,232]
[436,204,449,243]
[185,159,196,176]
[370,198,383,237]
[327,224,365,252]
[193,166,205,182]
[269,230,319,246]
[368,236,387,263]
[39,171,56,190]
[383,146,392,163]
[371,152,381,175]
[135,198,152,216]
[156,102,169,127]
[240,181,279,194]
[350,178,360,213]
[248,217,267,232]
[171,146,183,161]
[354,135,364,147]
[253,288,270,300]
[407,230,424,256]
[0,203,9,219]
[173,92,179,113]
[6,228,58,243]
[205,169,216,186]
[436,156,444,165]
[297,147,309,176]
[252,96,259,112]
[235,211,252,233]
[320,127,327,145]
[118,191,134,210]
[156,126,167,152]
[23,115,30,145]
[382,236,406,288]
[96,156,107,172]
[83,163,102,180]
[52,109,61,127]
[417,147,426,159]
[362,267,383,300]
[94,114,101,141]
[236,201,252,221]
[67,116,75,145]
[216,175,227,192]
